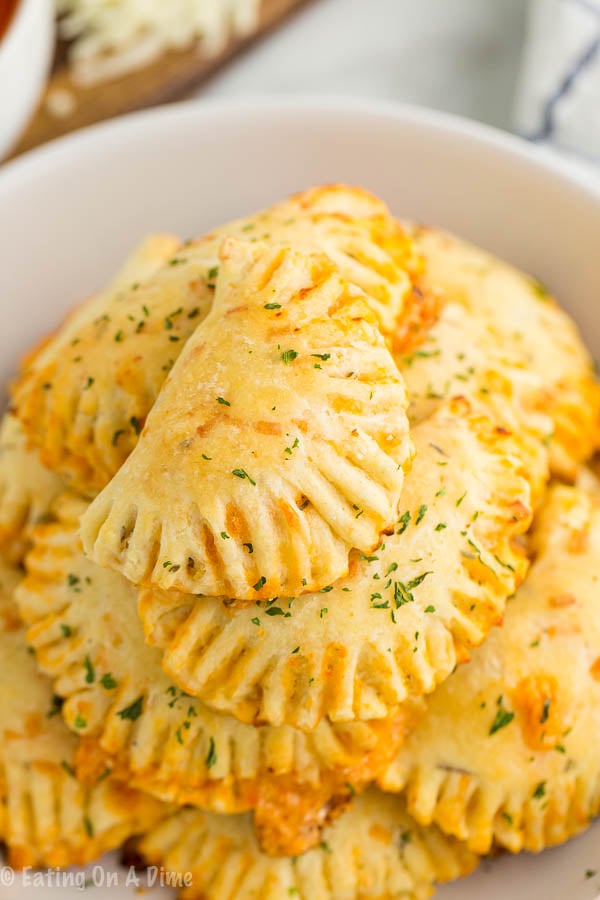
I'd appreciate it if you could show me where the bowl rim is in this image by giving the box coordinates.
[1,96,599,205]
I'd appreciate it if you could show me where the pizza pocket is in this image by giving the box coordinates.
[13,186,424,495]
[0,555,164,868]
[135,787,477,900]
[17,493,419,857]
[81,238,412,600]
[397,226,600,480]
[137,397,536,730]
[381,481,600,855]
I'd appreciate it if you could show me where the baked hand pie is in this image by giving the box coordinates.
[0,413,64,562]
[0,555,164,868]
[17,493,420,857]
[397,226,600,480]
[398,301,555,508]
[137,397,535,731]
[134,787,478,900]
[194,184,427,340]
[12,233,181,491]
[12,186,424,496]
[380,481,600,855]
[81,238,413,600]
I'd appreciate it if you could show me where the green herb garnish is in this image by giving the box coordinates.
[117,696,144,721]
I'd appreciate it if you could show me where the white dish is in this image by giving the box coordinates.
[0,0,54,160]
[0,99,599,900]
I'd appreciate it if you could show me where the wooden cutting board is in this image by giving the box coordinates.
[11,0,313,158]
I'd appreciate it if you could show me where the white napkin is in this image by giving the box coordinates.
[514,0,600,161]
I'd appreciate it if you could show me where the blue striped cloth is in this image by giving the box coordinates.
[514,0,600,161]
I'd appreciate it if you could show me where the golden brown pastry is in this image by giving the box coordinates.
[0,555,164,868]
[0,413,64,562]
[12,186,423,495]
[398,303,553,508]
[17,493,419,857]
[135,787,478,900]
[12,233,181,490]
[202,184,425,339]
[136,397,536,731]
[380,481,600,855]
[81,238,413,600]
[397,226,600,480]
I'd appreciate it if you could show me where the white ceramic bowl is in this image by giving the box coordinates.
[0,0,54,160]
[0,100,599,900]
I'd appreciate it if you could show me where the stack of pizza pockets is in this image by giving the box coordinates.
[3,185,599,899]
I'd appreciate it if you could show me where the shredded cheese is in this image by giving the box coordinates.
[56,0,262,85]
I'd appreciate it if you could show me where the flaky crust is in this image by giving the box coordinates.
[13,187,422,495]
[17,494,419,856]
[12,234,181,491]
[397,301,552,505]
[398,226,600,480]
[197,184,423,339]
[381,481,600,855]
[81,238,412,600]
[135,788,478,900]
[137,397,534,730]
[0,556,163,868]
